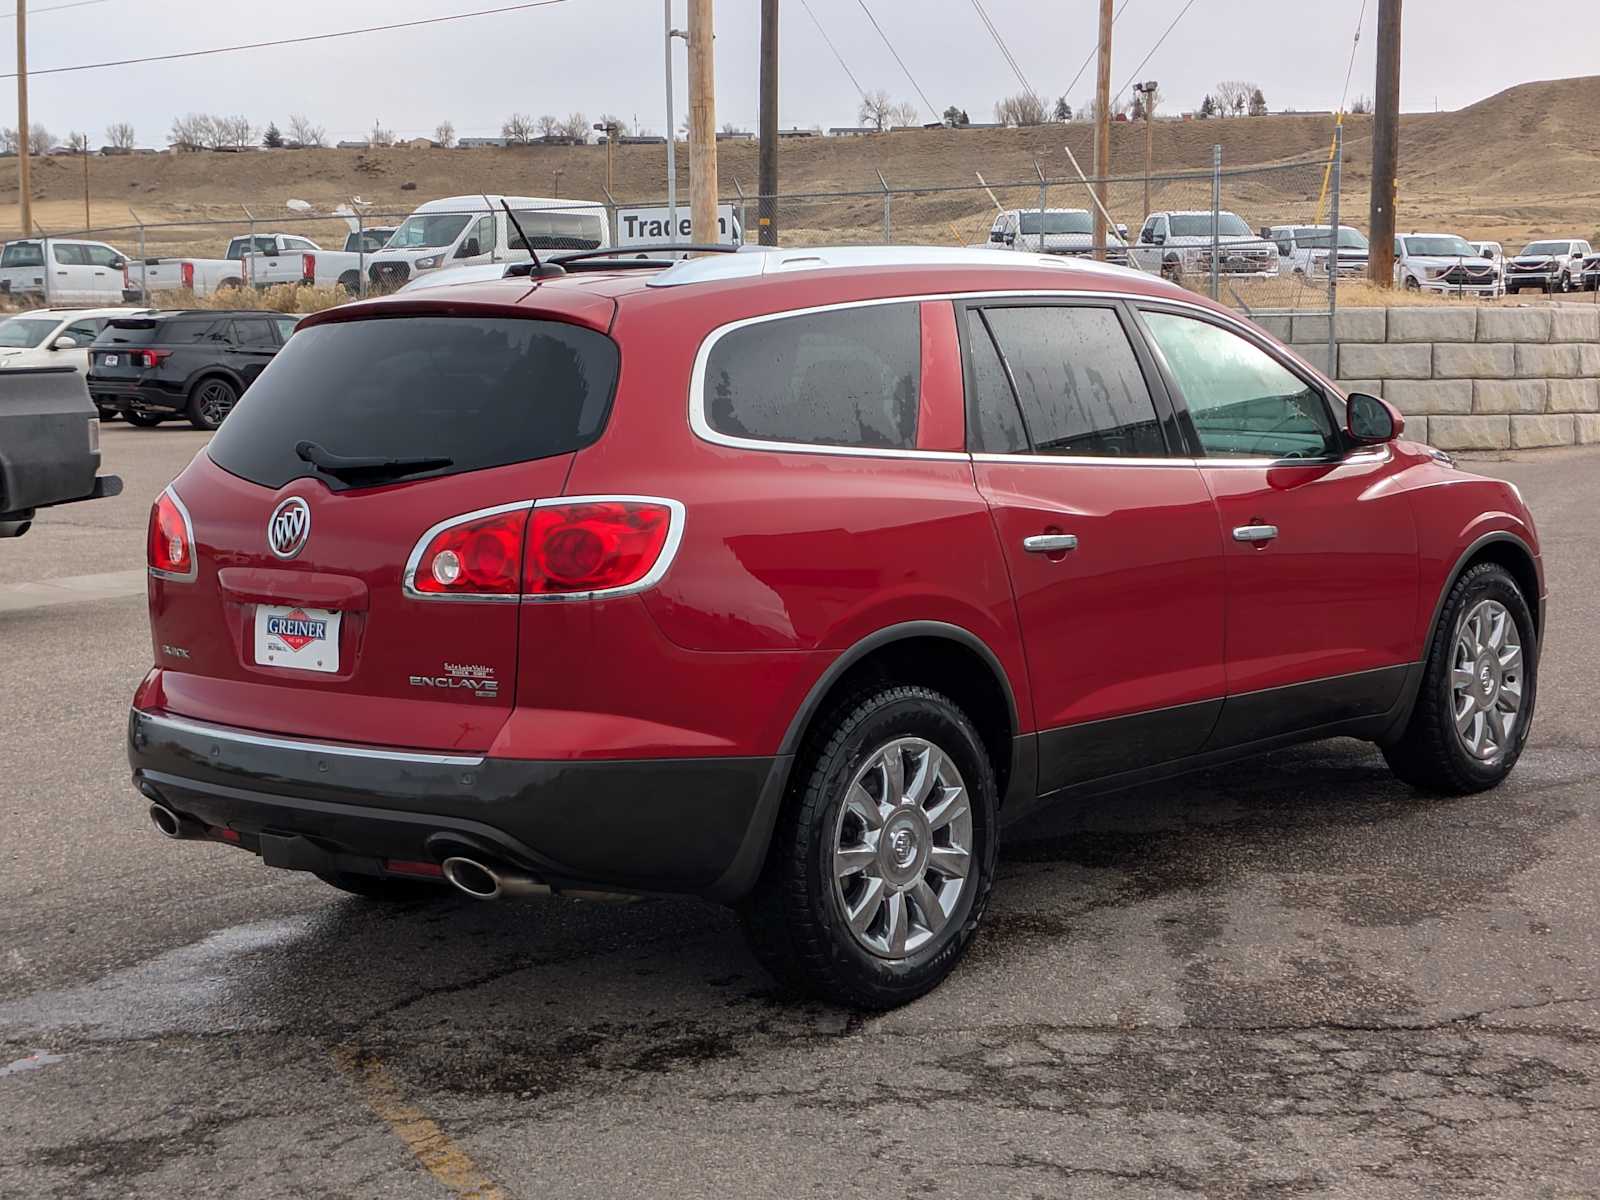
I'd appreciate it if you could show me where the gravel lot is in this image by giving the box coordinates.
[2,424,1597,1199]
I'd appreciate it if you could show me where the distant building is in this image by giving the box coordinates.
[777,127,819,139]
[828,126,876,136]
[402,137,440,150]
[618,135,667,145]
[458,136,509,148]
[336,140,370,150]
[715,130,755,141]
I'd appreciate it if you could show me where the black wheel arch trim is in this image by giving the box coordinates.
[776,621,1022,759]
[186,368,245,397]
[1424,531,1542,653]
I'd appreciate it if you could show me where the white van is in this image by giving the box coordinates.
[363,194,609,291]
[0,239,136,305]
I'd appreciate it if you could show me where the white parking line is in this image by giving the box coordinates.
[0,569,147,613]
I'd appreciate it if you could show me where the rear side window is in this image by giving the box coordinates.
[704,303,919,450]
[231,318,276,348]
[977,305,1166,457]
[509,210,606,251]
[207,316,620,491]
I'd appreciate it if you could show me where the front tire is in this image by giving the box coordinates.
[740,684,997,1010]
[1382,563,1537,795]
[188,377,239,430]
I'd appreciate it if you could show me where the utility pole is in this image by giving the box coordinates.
[757,0,778,245]
[665,1,684,242]
[82,144,89,229]
[1090,0,1112,261]
[1135,80,1158,220]
[593,121,619,195]
[1368,0,1402,288]
[16,0,32,236]
[686,0,718,248]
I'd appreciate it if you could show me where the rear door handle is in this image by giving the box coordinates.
[1232,524,1279,543]
[1023,534,1078,554]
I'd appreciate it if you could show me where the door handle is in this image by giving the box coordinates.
[1233,524,1279,543]
[1023,534,1078,554]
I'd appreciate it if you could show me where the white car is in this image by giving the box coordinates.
[1393,233,1502,296]
[1504,239,1593,294]
[1266,224,1370,279]
[986,208,1130,263]
[364,194,610,291]
[0,306,154,416]
[0,239,136,305]
[1130,211,1279,280]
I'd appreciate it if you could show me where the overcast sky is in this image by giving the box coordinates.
[9,0,1599,145]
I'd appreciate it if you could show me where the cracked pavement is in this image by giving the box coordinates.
[2,428,1597,1198]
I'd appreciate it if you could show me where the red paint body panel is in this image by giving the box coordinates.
[973,460,1226,729]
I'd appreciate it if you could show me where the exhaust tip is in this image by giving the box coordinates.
[441,856,502,900]
[148,802,183,839]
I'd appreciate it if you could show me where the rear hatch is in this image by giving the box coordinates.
[90,317,175,385]
[149,310,619,753]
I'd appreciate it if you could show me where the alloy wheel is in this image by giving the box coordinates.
[831,737,973,960]
[198,381,236,425]
[1450,598,1523,760]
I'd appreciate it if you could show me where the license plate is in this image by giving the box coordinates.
[102,354,119,366]
[254,605,341,673]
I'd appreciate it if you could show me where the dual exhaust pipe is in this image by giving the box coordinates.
[148,801,205,840]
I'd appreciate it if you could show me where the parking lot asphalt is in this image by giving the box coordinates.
[2,424,1598,1199]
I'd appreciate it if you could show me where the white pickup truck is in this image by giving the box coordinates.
[1130,210,1280,281]
[134,233,380,298]
[0,239,138,304]
[985,208,1131,264]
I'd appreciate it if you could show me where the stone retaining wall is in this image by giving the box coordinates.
[1254,305,1600,451]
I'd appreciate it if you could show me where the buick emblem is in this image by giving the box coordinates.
[267,497,311,560]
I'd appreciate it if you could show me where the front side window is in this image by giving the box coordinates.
[52,243,88,266]
[704,303,920,450]
[976,304,1165,458]
[1142,311,1336,460]
[63,319,103,343]
[463,215,495,256]
[85,244,122,267]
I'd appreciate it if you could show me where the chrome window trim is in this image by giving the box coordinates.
[402,495,686,604]
[687,287,1382,469]
[148,485,199,582]
[140,711,485,767]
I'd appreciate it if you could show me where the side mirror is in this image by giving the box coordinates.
[1346,392,1404,445]
[110,257,126,270]
[1003,232,1015,246]
[1151,232,1166,246]
[457,238,481,258]
[51,335,78,349]
[988,230,1005,244]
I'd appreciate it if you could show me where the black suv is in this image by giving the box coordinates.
[88,310,300,431]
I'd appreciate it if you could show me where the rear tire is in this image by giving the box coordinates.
[124,411,165,428]
[315,871,447,902]
[1382,563,1537,795]
[188,377,239,431]
[338,271,361,295]
[739,684,997,1010]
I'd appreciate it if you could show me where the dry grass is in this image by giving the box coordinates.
[141,283,352,313]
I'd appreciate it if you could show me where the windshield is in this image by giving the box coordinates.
[1520,241,1570,256]
[1170,213,1252,238]
[387,214,473,249]
[1019,211,1093,236]
[1293,227,1368,250]
[1403,236,1475,258]
[0,317,59,348]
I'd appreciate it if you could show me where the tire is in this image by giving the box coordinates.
[315,871,448,902]
[96,408,118,422]
[1382,562,1537,795]
[338,271,361,295]
[188,377,239,431]
[1558,272,1572,293]
[220,277,244,292]
[124,411,165,428]
[739,684,998,1010]
[1404,276,1421,291]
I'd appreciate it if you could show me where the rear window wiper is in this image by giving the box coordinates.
[295,440,453,480]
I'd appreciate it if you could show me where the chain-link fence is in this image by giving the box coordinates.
[6,142,1348,318]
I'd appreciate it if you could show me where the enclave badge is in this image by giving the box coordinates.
[267,497,311,560]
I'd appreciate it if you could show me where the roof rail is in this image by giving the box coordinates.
[643,244,1125,288]
[504,243,748,277]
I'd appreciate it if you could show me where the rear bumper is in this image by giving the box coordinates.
[88,379,186,416]
[128,708,789,902]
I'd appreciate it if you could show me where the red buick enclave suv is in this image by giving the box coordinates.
[130,245,1544,1008]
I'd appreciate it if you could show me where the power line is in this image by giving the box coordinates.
[1,0,118,16]
[798,0,867,103]
[1062,0,1131,104]
[968,0,1040,105]
[854,0,937,121]
[1113,0,1201,104]
[1338,0,1370,112]
[0,0,571,80]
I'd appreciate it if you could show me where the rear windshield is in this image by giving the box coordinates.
[1,242,45,268]
[207,316,619,491]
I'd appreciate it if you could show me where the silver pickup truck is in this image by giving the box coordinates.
[0,366,122,538]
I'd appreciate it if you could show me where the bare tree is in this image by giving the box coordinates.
[169,113,212,150]
[287,113,326,148]
[215,115,256,149]
[993,91,1047,127]
[536,114,561,138]
[597,113,630,137]
[1213,80,1254,117]
[887,100,921,128]
[559,111,589,141]
[105,121,135,150]
[859,89,893,131]
[66,130,89,153]
[1349,95,1373,115]
[501,113,535,143]
[369,121,395,147]
[28,123,51,155]
[434,120,456,148]
[0,128,15,154]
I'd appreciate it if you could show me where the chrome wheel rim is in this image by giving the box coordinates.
[1451,598,1523,760]
[199,382,235,425]
[831,737,973,960]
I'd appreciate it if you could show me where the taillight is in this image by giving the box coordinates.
[525,498,680,597]
[180,261,194,290]
[408,507,529,598]
[148,488,196,581]
[135,349,171,369]
[122,261,130,288]
[301,252,316,285]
